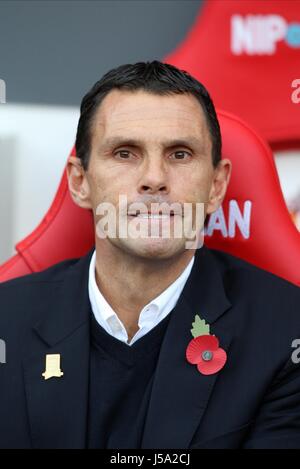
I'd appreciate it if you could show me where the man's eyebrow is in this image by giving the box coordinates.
[101,136,206,151]
[101,137,143,148]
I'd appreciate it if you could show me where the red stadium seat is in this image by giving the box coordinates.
[165,0,300,150]
[0,110,299,286]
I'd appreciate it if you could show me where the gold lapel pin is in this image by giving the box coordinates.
[42,354,64,380]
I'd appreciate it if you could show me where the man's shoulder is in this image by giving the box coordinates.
[0,253,89,329]
[206,248,300,341]
[205,248,300,376]
[211,247,298,284]
[0,255,81,290]
[208,247,300,303]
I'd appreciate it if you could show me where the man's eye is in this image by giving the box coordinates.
[171,151,191,160]
[115,150,131,159]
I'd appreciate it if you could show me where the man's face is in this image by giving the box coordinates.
[71,89,230,260]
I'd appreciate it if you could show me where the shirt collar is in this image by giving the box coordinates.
[88,249,195,342]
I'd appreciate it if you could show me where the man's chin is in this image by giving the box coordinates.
[115,237,187,261]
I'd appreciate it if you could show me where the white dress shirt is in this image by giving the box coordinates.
[88,250,195,346]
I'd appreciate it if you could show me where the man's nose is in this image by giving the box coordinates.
[137,157,169,194]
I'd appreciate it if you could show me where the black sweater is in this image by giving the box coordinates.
[87,311,171,448]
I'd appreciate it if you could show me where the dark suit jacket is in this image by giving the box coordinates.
[0,246,300,449]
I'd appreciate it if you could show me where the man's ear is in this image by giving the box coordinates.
[66,156,93,209]
[207,158,232,215]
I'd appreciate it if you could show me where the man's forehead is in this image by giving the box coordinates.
[93,89,208,139]
[95,89,206,122]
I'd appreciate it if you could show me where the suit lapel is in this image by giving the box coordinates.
[141,247,232,449]
[22,250,93,448]
[21,246,232,449]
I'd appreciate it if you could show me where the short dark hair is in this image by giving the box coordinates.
[75,61,221,169]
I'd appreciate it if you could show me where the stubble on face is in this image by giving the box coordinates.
[85,89,214,262]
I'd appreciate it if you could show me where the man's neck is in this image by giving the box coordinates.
[93,241,195,339]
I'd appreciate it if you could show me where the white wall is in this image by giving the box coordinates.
[0,104,79,262]
[0,137,15,263]
[0,103,299,264]
[274,151,300,230]
[274,151,300,200]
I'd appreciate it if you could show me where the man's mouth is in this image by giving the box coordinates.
[127,210,176,218]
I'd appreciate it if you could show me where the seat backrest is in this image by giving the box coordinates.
[165,0,300,150]
[0,110,299,286]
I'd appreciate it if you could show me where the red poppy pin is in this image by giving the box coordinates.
[186,315,227,375]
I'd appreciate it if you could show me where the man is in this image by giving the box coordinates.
[0,61,300,449]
